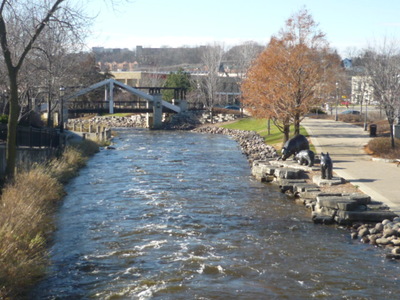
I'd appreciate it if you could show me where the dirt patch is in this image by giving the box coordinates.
[318,181,362,194]
[305,170,364,195]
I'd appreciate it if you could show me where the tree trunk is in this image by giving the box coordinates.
[389,120,395,149]
[294,113,300,135]
[5,71,20,178]
[283,124,290,142]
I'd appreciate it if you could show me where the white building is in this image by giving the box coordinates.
[351,76,375,105]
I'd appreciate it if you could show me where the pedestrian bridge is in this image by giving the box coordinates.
[62,79,186,129]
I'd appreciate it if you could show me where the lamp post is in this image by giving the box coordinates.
[59,86,65,132]
[335,82,339,121]
[364,94,369,131]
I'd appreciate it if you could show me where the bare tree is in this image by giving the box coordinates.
[199,42,224,114]
[225,41,264,77]
[225,41,264,107]
[0,0,90,178]
[28,21,86,126]
[363,38,400,148]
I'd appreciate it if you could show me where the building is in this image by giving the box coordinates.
[351,76,374,104]
[92,47,130,54]
[136,45,205,66]
[98,61,138,72]
[342,58,353,69]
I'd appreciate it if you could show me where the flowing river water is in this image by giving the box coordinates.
[31,129,400,299]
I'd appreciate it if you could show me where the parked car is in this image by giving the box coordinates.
[340,109,360,115]
[224,105,240,111]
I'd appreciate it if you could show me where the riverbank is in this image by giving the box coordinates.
[194,125,400,259]
[192,126,278,161]
[0,139,100,299]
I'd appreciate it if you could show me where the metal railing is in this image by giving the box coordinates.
[0,124,60,148]
[68,100,151,113]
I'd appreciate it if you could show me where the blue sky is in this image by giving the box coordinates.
[84,0,400,57]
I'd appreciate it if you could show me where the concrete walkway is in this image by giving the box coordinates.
[301,117,400,214]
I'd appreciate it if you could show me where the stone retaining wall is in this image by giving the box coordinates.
[0,145,58,176]
[67,115,148,129]
[252,159,397,224]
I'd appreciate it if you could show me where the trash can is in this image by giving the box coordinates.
[369,124,377,137]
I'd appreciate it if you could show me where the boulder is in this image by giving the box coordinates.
[278,179,306,193]
[375,223,384,232]
[358,227,370,238]
[376,237,392,246]
[293,183,320,193]
[312,213,335,224]
[349,193,371,204]
[274,168,303,179]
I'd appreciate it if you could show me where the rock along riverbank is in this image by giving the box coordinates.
[192,126,278,162]
[193,125,400,259]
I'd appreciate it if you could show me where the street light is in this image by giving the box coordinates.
[335,82,339,121]
[364,93,369,131]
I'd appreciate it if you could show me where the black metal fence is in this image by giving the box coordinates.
[0,124,60,149]
[68,100,151,114]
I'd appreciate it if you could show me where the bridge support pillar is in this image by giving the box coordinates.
[147,95,163,129]
[109,80,114,114]
[172,99,188,112]
[152,95,163,129]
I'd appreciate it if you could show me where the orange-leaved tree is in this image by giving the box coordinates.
[242,7,341,142]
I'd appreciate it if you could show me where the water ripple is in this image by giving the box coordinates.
[31,129,400,300]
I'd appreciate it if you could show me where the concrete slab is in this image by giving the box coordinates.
[313,175,344,186]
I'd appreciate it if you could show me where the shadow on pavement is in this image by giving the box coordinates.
[348,178,377,183]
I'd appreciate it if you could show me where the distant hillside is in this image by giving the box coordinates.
[93,45,207,70]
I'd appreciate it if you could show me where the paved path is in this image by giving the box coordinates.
[301,117,400,214]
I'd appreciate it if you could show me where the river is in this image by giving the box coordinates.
[31,129,400,299]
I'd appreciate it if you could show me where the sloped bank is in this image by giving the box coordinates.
[192,126,278,161]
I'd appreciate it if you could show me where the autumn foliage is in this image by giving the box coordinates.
[242,8,341,141]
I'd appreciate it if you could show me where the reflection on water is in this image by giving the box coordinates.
[32,129,400,299]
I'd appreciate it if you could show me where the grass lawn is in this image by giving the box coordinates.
[101,113,134,117]
[222,117,312,151]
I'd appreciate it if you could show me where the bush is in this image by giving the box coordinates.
[212,107,242,115]
[309,107,326,114]
[367,137,400,159]
[46,140,99,183]
[338,114,363,123]
[0,169,63,298]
